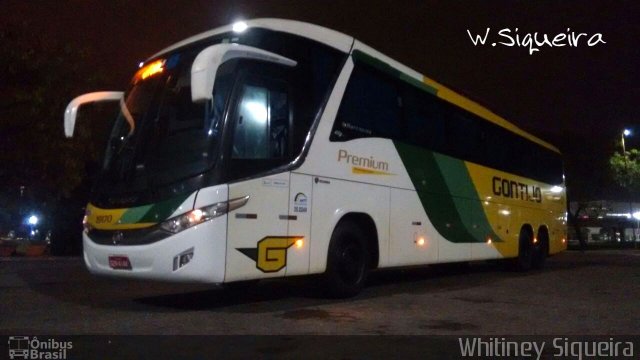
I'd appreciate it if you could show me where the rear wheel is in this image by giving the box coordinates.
[532,229,549,269]
[515,228,533,271]
[324,222,369,298]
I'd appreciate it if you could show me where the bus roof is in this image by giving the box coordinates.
[150,18,560,154]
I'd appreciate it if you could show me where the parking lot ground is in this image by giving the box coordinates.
[1,249,639,335]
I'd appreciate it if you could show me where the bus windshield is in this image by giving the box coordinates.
[91,29,346,208]
[98,47,234,195]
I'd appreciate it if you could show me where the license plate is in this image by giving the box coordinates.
[108,255,132,270]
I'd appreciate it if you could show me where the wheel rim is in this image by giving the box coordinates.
[337,241,365,284]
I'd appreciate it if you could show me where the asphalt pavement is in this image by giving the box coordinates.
[1,250,639,335]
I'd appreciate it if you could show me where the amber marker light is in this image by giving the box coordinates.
[416,237,426,246]
[533,237,538,244]
[295,238,304,249]
[562,238,567,244]
[134,59,165,82]
[486,237,493,244]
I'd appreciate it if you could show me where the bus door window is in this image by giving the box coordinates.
[232,80,289,159]
[226,71,292,181]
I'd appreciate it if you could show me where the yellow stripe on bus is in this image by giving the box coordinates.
[464,161,566,257]
[86,203,156,230]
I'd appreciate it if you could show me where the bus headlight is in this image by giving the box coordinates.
[160,202,227,233]
[159,195,249,234]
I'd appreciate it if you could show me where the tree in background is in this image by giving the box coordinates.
[1,22,112,254]
[0,22,109,197]
[610,149,640,194]
[610,147,640,246]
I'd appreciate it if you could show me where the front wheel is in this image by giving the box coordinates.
[323,222,369,298]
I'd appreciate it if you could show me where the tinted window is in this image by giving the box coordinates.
[330,64,401,141]
[330,57,563,185]
[444,105,482,160]
[403,84,445,152]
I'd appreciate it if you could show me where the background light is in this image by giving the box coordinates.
[624,129,632,137]
[550,186,563,193]
[28,215,39,225]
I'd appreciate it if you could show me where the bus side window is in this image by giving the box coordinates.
[445,108,481,161]
[402,85,445,152]
[330,63,402,141]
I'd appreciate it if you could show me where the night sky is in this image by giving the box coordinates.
[2,0,639,200]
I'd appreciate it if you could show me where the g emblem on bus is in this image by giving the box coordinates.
[237,236,301,273]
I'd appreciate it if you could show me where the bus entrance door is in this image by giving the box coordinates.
[225,173,292,282]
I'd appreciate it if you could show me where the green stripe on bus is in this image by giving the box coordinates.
[394,141,476,243]
[352,50,438,95]
[119,204,154,224]
[394,141,500,243]
[433,153,502,242]
[138,194,192,223]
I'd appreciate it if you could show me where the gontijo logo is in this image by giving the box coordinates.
[8,336,72,359]
[492,176,542,203]
[338,149,394,175]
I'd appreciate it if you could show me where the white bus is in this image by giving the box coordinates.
[65,19,566,297]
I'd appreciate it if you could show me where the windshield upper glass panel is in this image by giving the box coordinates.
[99,47,234,194]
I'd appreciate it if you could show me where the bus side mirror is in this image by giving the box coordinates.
[64,91,123,138]
[191,43,297,103]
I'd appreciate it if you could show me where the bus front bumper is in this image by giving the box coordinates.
[82,217,227,284]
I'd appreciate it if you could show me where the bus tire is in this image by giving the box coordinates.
[532,231,549,269]
[515,228,533,271]
[323,222,369,298]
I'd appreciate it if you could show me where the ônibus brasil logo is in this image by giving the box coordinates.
[7,336,72,360]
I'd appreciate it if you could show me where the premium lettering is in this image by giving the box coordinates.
[338,149,389,172]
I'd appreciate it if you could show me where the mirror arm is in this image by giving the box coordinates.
[64,91,123,138]
[191,44,297,103]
